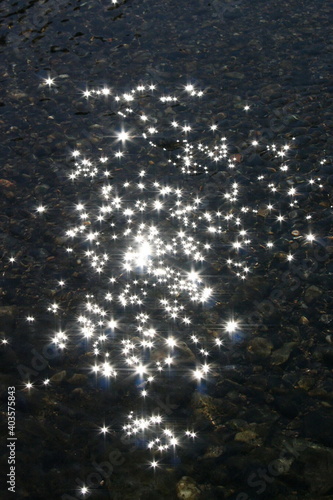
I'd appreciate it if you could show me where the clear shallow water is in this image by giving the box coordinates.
[0,1,333,499]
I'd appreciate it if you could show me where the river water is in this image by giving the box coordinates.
[1,1,333,499]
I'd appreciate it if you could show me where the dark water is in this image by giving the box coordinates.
[0,0,333,499]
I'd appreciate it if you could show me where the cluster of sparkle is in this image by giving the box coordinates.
[124,412,197,453]
[19,80,329,489]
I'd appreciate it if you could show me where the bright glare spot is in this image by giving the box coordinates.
[225,319,239,334]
